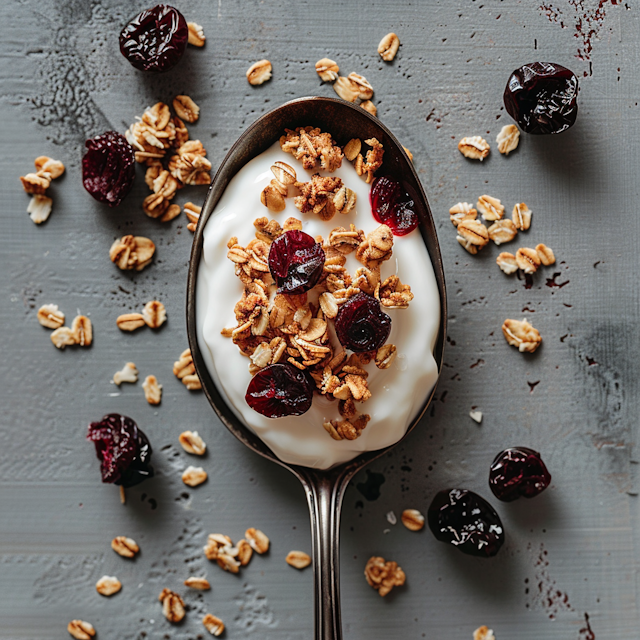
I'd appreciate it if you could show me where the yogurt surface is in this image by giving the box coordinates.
[196,141,440,469]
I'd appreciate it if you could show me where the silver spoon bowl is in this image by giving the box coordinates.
[187,96,446,640]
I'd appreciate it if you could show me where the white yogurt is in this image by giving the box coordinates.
[196,142,440,469]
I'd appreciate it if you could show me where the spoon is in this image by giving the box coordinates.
[187,96,446,640]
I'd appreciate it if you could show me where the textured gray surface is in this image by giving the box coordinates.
[0,0,638,638]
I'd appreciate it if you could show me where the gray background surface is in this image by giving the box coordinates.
[0,0,638,638]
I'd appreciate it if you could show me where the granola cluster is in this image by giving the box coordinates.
[222,214,414,441]
[364,556,406,597]
[280,126,344,172]
[19,155,65,224]
[125,100,211,221]
[203,527,269,575]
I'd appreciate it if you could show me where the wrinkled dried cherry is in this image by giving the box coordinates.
[82,131,136,207]
[120,4,188,73]
[268,230,325,295]
[335,292,391,353]
[504,62,579,134]
[245,363,314,418]
[370,176,418,236]
[428,488,504,558]
[87,413,154,488]
[489,447,551,502]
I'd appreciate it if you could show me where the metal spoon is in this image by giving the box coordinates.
[187,96,446,640]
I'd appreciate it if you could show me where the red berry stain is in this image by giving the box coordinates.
[546,272,570,288]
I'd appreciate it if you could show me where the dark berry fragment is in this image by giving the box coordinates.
[489,446,551,502]
[119,4,188,73]
[245,363,314,418]
[87,413,154,488]
[428,489,504,558]
[504,62,579,134]
[370,176,418,236]
[82,132,136,207]
[268,230,325,295]
[335,292,391,353]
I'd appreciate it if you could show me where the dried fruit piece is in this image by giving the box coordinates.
[496,124,520,155]
[179,430,206,455]
[449,202,477,227]
[335,292,391,353]
[477,195,504,221]
[315,58,339,82]
[458,136,490,160]
[245,527,270,554]
[502,318,542,353]
[369,176,418,236]
[504,62,579,134]
[428,489,504,558]
[82,132,136,207]
[87,414,154,488]
[333,76,359,102]
[120,5,188,72]
[286,550,312,569]
[27,194,53,224]
[117,313,146,331]
[67,620,95,640]
[496,252,518,275]
[378,32,400,61]
[401,508,425,531]
[71,315,92,346]
[184,576,210,589]
[268,230,325,295]
[111,535,140,558]
[143,374,162,405]
[159,588,186,623]
[142,300,167,328]
[512,202,532,230]
[515,247,541,273]
[245,363,313,418]
[489,447,551,502]
[173,95,200,123]
[487,219,517,245]
[187,21,205,46]
[182,465,207,487]
[37,304,65,329]
[247,59,272,85]
[203,613,225,636]
[536,243,555,265]
[96,575,122,596]
[113,362,139,385]
[364,556,406,596]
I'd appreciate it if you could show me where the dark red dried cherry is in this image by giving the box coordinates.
[268,230,325,295]
[87,413,154,488]
[504,62,579,134]
[489,447,551,502]
[82,131,136,207]
[245,363,314,418]
[370,176,418,236]
[428,489,504,558]
[335,292,391,353]
[119,4,188,73]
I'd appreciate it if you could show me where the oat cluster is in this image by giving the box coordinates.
[280,126,344,172]
[203,528,269,575]
[364,556,406,597]
[502,318,542,353]
[20,155,65,224]
[109,235,156,271]
[37,306,92,350]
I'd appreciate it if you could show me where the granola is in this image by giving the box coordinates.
[449,202,477,227]
[247,59,272,85]
[173,348,202,390]
[111,536,139,558]
[294,173,343,221]
[364,556,406,596]
[184,576,210,590]
[142,374,162,405]
[159,588,185,623]
[179,430,207,455]
[315,58,339,82]
[27,194,53,224]
[109,235,155,271]
[502,318,542,353]
[378,32,400,61]
[37,304,65,329]
[173,95,200,123]
[477,195,504,221]
[280,126,343,172]
[458,136,490,160]
[182,465,208,487]
[496,124,520,155]
[203,613,225,636]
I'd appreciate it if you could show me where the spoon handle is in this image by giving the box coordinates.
[299,467,356,640]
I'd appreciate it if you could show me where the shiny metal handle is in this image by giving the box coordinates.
[299,467,356,640]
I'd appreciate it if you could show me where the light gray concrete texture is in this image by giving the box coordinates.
[0,0,638,638]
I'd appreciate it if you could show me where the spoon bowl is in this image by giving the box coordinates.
[187,96,446,640]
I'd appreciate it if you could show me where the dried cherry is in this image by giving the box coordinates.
[335,292,391,353]
[119,4,188,73]
[428,488,504,558]
[489,446,551,502]
[87,413,154,488]
[370,176,418,236]
[268,230,325,295]
[504,62,579,134]
[82,131,136,207]
[245,363,314,418]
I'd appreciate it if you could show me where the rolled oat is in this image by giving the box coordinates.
[487,219,518,245]
[378,32,400,61]
[187,22,206,46]
[449,202,477,227]
[142,300,167,329]
[536,243,556,266]
[496,252,518,275]
[286,550,312,569]
[67,620,95,640]
[515,247,541,274]
[458,136,490,160]
[179,430,206,455]
[502,318,542,353]
[333,76,359,103]
[203,613,225,636]
[142,375,162,405]
[184,576,211,590]
[173,95,200,123]
[512,203,532,231]
[96,575,122,596]
[111,536,139,558]
[37,304,65,329]
[247,59,272,85]
[27,194,53,224]
[496,124,520,155]
[401,508,425,531]
[116,313,146,332]
[315,58,339,82]
[159,588,185,623]
[182,465,208,487]
[477,195,504,221]
[113,362,139,386]
[245,527,270,554]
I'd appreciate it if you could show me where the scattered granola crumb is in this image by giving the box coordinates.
[142,300,167,328]
[111,536,139,558]
[512,202,532,230]
[109,235,155,271]
[51,326,75,349]
[502,318,542,353]
[159,588,186,623]
[401,508,425,531]
[315,58,339,82]
[477,195,504,221]
[536,243,556,266]
[187,22,206,47]
[360,100,377,116]
[245,527,270,554]
[116,313,146,331]
[173,95,200,123]
[37,304,65,329]
[27,194,53,224]
[182,465,208,487]
[67,620,95,640]
[496,124,520,155]
[113,362,139,386]
[203,613,225,636]
[142,374,162,405]
[247,59,272,85]
[469,410,483,424]
[496,252,518,275]
[458,136,490,160]
[473,626,496,640]
[179,430,207,455]
[286,550,312,569]
[364,556,406,596]
[96,575,122,596]
[173,348,202,390]
[515,247,541,274]
[378,32,400,61]
[184,576,211,590]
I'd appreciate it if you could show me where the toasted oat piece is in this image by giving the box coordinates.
[280,126,343,172]
[375,344,397,369]
[34,155,65,179]
[512,202,532,230]
[343,138,362,162]
[261,181,286,212]
[449,202,477,227]
[348,72,374,100]
[487,219,517,245]
[401,508,425,531]
[173,95,200,123]
[477,195,504,221]
[96,575,122,596]
[364,556,406,596]
[113,362,138,386]
[496,124,520,155]
[515,247,541,274]
[502,318,541,353]
[245,527,270,554]
[184,576,211,590]
[159,588,185,623]
[27,194,53,224]
[71,315,92,346]
[37,304,65,329]
[109,235,155,271]
[496,252,518,275]
[203,613,225,636]
[179,430,206,455]
[536,243,556,265]
[458,136,490,160]
[111,535,139,558]
[160,203,181,222]
[116,313,145,332]
[378,32,400,61]
[187,22,206,47]
[247,59,272,85]
[142,300,167,328]
[50,326,75,349]
[316,58,339,82]
[286,550,312,569]
[67,620,95,640]
[143,375,162,405]
[474,625,496,640]
[457,219,489,249]
[360,100,377,116]
[20,172,50,195]
[173,348,202,390]
[333,76,359,102]
[184,202,201,232]
[403,145,413,162]
[182,465,208,487]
